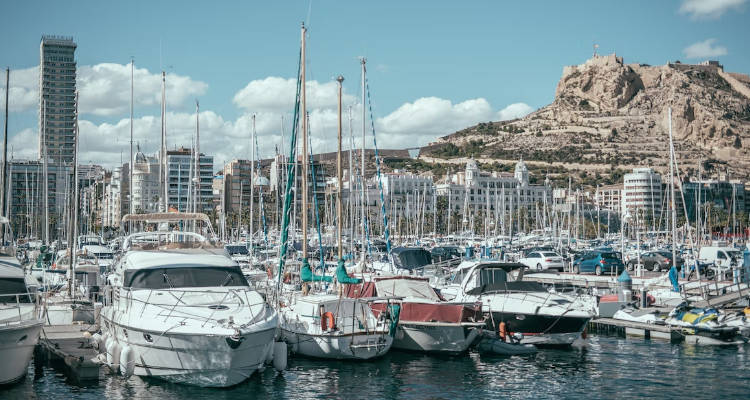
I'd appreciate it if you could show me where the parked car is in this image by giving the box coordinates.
[626,251,684,272]
[518,251,565,271]
[430,246,462,263]
[572,251,624,275]
[699,246,744,269]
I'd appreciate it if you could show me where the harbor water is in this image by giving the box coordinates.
[4,335,749,399]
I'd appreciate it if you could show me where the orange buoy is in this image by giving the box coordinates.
[498,322,507,342]
[321,311,336,331]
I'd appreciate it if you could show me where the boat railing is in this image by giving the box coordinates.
[110,286,266,325]
[0,292,36,325]
[680,278,748,307]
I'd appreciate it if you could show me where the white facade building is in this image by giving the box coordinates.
[103,167,123,227]
[622,167,662,221]
[436,159,551,214]
[167,147,214,213]
[131,150,161,214]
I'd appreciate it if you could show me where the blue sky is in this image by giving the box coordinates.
[1,0,748,168]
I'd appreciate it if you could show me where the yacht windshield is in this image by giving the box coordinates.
[124,266,250,289]
[478,268,508,286]
[0,278,32,303]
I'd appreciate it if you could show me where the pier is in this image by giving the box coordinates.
[36,324,102,383]
[589,317,684,343]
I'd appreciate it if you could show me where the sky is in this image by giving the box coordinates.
[1,0,748,170]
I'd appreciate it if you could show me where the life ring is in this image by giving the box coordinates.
[321,311,336,331]
[498,321,507,342]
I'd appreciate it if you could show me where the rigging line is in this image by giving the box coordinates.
[364,76,393,268]
[276,47,303,290]
[307,116,326,274]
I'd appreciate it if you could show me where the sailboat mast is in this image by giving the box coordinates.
[129,60,134,217]
[348,106,354,254]
[250,113,255,251]
[195,100,200,214]
[300,23,308,259]
[336,75,344,259]
[161,71,167,212]
[69,92,80,297]
[360,58,366,263]
[42,100,49,244]
[2,68,9,220]
[668,107,677,271]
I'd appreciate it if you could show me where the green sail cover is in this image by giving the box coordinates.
[336,259,362,284]
[300,258,333,283]
[388,304,400,337]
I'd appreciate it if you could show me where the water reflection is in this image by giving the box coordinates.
[3,336,749,399]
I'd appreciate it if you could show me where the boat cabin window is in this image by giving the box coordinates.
[0,278,32,303]
[124,266,250,289]
[477,267,509,287]
[225,245,249,256]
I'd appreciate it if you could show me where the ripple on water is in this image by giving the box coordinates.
[2,336,749,400]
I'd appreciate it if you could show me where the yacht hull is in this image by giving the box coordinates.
[282,329,392,360]
[486,312,589,346]
[393,322,480,353]
[0,318,44,385]
[102,317,276,387]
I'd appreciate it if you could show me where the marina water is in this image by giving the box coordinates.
[5,335,749,399]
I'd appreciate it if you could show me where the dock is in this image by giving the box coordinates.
[589,317,684,343]
[526,271,749,307]
[37,324,102,383]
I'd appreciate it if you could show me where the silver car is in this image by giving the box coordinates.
[520,251,565,271]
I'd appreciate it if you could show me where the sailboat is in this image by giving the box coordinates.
[277,25,392,360]
[40,92,96,326]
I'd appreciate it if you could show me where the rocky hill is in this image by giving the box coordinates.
[421,54,750,185]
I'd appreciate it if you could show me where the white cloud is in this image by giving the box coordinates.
[679,0,747,19]
[78,63,208,116]
[1,63,207,116]
[0,66,38,112]
[233,76,356,113]
[373,97,494,148]
[497,102,534,121]
[8,128,38,160]
[6,65,534,169]
[683,38,728,59]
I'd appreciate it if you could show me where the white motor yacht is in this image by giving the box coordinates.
[99,213,278,387]
[449,261,596,346]
[0,218,44,385]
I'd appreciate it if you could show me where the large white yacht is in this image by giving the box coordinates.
[99,213,279,387]
[0,218,44,384]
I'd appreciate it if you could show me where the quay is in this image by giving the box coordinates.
[36,324,102,383]
[525,271,750,307]
[589,316,684,343]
